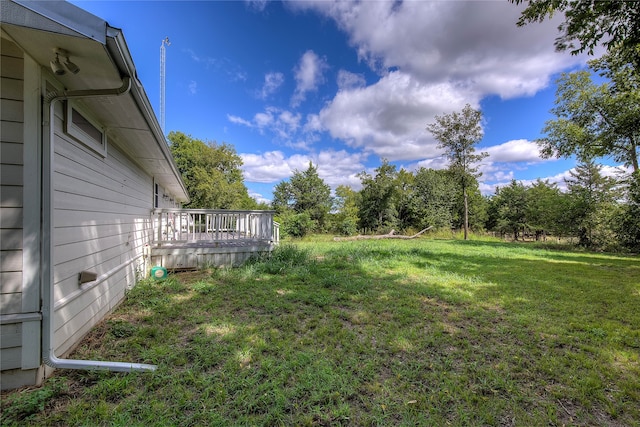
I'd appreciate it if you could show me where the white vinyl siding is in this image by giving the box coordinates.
[49,97,154,357]
[0,36,24,371]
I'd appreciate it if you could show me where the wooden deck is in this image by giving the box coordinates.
[150,209,279,269]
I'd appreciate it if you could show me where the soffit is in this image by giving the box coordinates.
[1,2,188,202]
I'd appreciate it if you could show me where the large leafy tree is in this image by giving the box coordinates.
[331,185,360,236]
[614,172,640,251]
[167,131,255,209]
[511,0,640,63]
[412,168,457,231]
[565,159,619,249]
[539,50,639,173]
[492,180,529,241]
[426,104,488,239]
[393,169,418,232]
[357,160,399,232]
[525,179,566,240]
[457,176,487,233]
[272,162,332,231]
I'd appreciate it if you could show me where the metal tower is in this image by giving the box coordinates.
[160,37,170,133]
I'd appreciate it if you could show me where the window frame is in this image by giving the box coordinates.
[64,101,107,157]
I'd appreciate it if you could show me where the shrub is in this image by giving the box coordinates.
[281,212,315,238]
[334,216,358,236]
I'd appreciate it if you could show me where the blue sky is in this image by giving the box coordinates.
[70,0,621,203]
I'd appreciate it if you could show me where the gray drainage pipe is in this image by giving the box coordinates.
[42,77,156,373]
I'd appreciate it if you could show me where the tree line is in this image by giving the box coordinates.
[271,158,639,252]
[271,42,639,252]
[167,1,638,252]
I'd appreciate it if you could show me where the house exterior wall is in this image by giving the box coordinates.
[0,35,45,390]
[1,36,26,372]
[0,34,180,389]
[0,38,24,354]
[48,93,155,358]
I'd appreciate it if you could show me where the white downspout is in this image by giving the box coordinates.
[42,77,156,373]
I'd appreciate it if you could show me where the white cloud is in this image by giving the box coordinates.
[479,164,517,186]
[248,190,271,205]
[516,170,575,193]
[258,72,284,99]
[492,170,516,182]
[482,163,630,196]
[279,0,593,167]
[479,139,569,189]
[233,69,248,82]
[240,149,366,189]
[315,150,367,188]
[227,114,252,127]
[228,107,306,143]
[241,151,296,183]
[319,71,469,161]
[245,0,269,12]
[293,1,587,98]
[337,69,366,90]
[479,182,500,196]
[254,111,274,129]
[188,80,197,95]
[601,164,631,179]
[303,114,322,133]
[291,50,329,107]
[485,139,544,163]
[278,110,301,132]
[408,157,449,172]
[555,164,630,189]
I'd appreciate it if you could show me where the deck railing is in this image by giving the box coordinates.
[151,209,279,245]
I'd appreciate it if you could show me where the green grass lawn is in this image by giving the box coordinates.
[2,238,639,426]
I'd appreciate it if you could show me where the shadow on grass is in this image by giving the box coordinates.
[5,239,638,426]
[316,239,640,422]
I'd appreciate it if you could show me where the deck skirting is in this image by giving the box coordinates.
[150,241,274,270]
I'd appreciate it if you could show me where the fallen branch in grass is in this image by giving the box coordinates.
[333,226,433,241]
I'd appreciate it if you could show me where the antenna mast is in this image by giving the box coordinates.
[160,37,170,133]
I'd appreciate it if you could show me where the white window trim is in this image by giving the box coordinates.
[154,181,160,208]
[65,101,107,157]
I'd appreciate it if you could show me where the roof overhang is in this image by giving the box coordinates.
[1,0,189,203]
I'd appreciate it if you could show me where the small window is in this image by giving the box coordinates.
[65,102,107,157]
